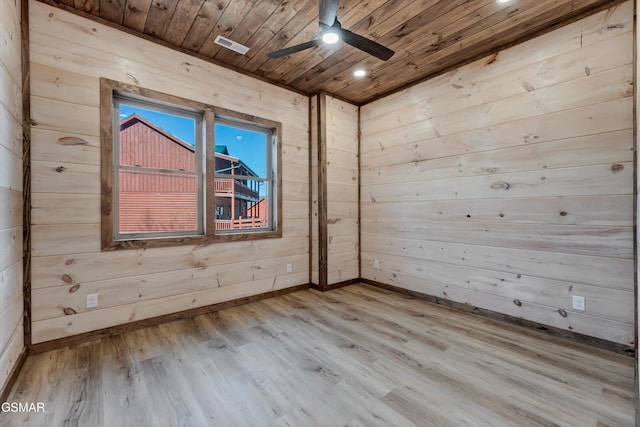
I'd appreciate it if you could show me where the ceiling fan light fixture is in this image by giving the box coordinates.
[267,0,394,60]
[322,31,340,44]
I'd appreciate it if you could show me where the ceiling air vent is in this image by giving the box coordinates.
[214,35,250,55]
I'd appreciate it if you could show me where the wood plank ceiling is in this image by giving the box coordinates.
[44,0,624,104]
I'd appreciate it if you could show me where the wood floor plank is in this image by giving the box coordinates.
[1,284,635,426]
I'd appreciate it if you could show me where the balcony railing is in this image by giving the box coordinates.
[214,178,259,199]
[215,217,266,230]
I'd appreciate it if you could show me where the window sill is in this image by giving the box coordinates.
[102,229,283,251]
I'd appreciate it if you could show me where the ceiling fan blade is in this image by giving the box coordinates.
[267,39,322,58]
[319,0,339,26]
[340,28,394,61]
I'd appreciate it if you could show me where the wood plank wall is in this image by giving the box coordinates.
[0,0,25,393]
[360,1,635,346]
[325,96,359,285]
[28,0,309,344]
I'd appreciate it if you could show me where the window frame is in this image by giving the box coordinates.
[213,113,276,236]
[113,94,205,240]
[100,78,283,250]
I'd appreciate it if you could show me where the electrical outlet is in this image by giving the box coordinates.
[286,263,293,273]
[374,259,380,269]
[86,293,99,309]
[572,295,585,311]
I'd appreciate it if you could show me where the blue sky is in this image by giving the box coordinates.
[120,104,267,177]
[215,124,267,178]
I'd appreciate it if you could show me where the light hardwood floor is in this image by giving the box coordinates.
[1,284,635,426]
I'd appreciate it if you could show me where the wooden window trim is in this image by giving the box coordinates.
[100,78,283,250]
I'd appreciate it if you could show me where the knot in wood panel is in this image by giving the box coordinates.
[62,307,77,316]
[68,284,80,293]
[55,166,66,173]
[610,163,624,173]
[513,299,522,307]
[520,81,535,92]
[57,136,88,145]
[490,180,511,190]
[558,309,568,318]
[485,52,499,65]
[623,80,633,96]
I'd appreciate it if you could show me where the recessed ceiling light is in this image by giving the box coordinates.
[496,0,512,3]
[322,31,340,44]
[353,69,367,77]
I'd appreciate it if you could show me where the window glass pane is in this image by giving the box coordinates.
[118,170,198,233]
[215,179,269,231]
[214,123,267,178]
[116,100,201,237]
[119,103,197,172]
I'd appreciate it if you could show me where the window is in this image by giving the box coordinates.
[214,120,272,232]
[100,79,282,250]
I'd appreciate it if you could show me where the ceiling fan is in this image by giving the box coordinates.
[266,0,394,61]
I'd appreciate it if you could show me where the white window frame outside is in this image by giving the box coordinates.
[213,116,277,235]
[113,93,205,240]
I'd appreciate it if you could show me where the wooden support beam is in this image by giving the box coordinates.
[317,93,328,291]
[22,0,32,348]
